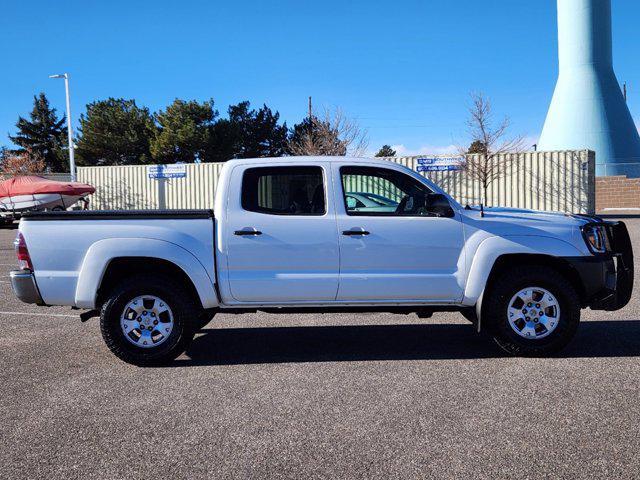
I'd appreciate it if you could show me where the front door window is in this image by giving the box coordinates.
[340,166,432,216]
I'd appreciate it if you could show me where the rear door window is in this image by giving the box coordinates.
[241,166,326,215]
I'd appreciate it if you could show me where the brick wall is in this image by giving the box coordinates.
[596,175,640,211]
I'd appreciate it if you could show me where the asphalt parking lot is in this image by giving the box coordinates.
[1,221,640,479]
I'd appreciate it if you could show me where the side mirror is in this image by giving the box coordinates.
[425,193,455,218]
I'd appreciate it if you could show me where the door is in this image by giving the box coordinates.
[334,164,466,302]
[226,163,339,302]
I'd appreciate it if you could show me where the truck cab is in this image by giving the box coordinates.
[217,158,465,304]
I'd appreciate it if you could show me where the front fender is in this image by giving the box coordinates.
[463,235,584,307]
[75,237,218,309]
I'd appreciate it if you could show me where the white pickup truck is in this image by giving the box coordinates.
[10,157,634,365]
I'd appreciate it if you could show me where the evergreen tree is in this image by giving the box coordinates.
[207,118,237,163]
[288,116,345,156]
[288,117,315,149]
[151,99,217,163]
[76,98,157,166]
[375,145,396,157]
[288,109,367,157]
[240,103,289,158]
[206,101,288,162]
[9,93,67,172]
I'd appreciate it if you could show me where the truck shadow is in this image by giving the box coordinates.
[171,320,640,367]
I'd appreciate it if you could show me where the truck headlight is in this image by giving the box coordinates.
[581,224,608,254]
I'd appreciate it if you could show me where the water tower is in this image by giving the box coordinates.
[538,0,640,176]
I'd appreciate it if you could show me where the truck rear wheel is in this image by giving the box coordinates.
[100,274,199,366]
[483,266,580,356]
[196,311,216,330]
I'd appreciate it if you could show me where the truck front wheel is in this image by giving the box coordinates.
[484,266,581,356]
[100,274,198,366]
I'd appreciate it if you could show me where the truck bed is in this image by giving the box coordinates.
[18,209,218,308]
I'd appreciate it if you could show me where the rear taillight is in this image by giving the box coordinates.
[14,232,33,270]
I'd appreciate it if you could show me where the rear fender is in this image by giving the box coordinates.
[75,238,218,309]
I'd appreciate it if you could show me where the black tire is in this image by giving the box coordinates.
[0,215,13,228]
[196,311,216,330]
[100,274,199,366]
[483,266,580,356]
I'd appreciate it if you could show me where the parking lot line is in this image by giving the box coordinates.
[0,311,77,318]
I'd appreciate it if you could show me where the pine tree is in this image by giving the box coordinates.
[375,145,396,157]
[237,103,289,158]
[205,102,288,162]
[9,93,67,172]
[151,99,217,163]
[76,98,157,166]
[287,109,367,157]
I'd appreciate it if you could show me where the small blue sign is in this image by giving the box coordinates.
[147,164,187,179]
[417,165,460,172]
[416,156,464,172]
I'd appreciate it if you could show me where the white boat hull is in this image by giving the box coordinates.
[0,193,87,213]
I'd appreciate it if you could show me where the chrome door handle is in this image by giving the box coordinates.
[342,229,370,236]
[234,228,262,236]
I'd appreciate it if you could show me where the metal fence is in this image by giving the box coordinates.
[77,150,596,214]
[78,162,224,210]
[391,150,595,213]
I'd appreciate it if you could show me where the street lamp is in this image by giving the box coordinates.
[49,73,76,182]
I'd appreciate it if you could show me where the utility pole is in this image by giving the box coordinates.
[49,73,76,181]
[308,96,313,138]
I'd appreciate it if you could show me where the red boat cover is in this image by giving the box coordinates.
[0,176,95,198]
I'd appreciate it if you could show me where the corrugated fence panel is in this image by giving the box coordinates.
[77,150,595,214]
[77,165,157,210]
[385,150,594,213]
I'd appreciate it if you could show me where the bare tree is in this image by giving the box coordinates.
[288,107,368,157]
[458,93,524,206]
[0,148,46,179]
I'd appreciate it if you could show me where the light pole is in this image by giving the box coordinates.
[49,73,76,182]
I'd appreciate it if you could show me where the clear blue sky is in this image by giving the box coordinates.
[1,0,639,156]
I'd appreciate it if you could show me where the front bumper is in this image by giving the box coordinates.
[10,270,45,305]
[565,221,634,311]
